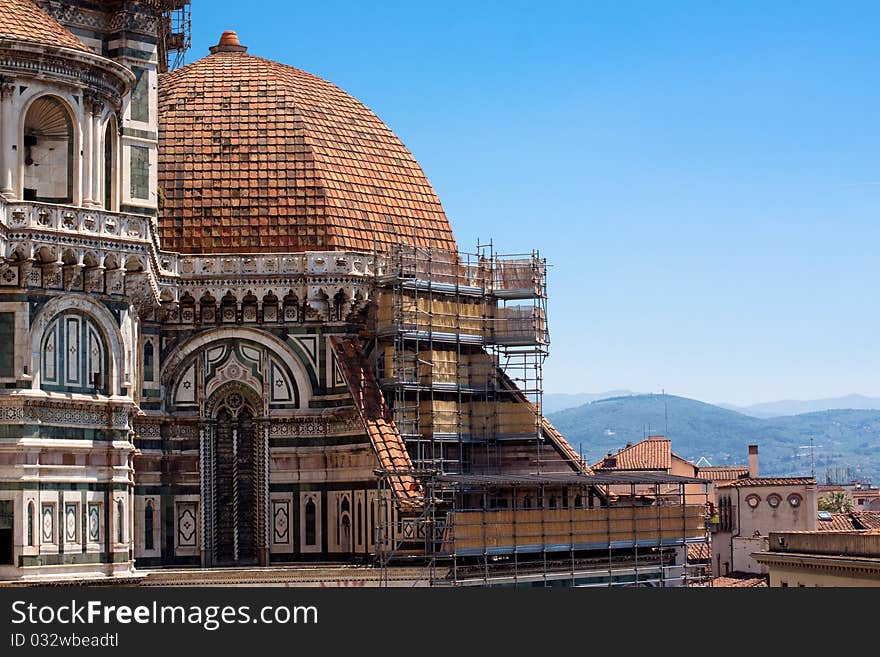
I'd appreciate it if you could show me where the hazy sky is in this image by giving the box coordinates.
[186,1,880,406]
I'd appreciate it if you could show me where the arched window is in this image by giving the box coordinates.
[144,501,154,551]
[143,340,154,382]
[103,116,117,210]
[356,499,363,547]
[116,500,124,544]
[27,502,34,547]
[549,496,557,510]
[341,516,351,552]
[305,499,316,546]
[23,96,74,203]
[333,290,347,321]
[41,312,109,394]
[522,496,532,510]
[339,497,350,551]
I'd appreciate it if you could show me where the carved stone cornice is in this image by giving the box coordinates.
[83,91,104,117]
[0,41,134,110]
[0,397,135,430]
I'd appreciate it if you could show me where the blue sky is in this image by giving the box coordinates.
[187,1,880,405]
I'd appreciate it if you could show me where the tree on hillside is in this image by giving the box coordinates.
[818,490,854,513]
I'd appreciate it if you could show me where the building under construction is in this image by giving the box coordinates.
[365,245,710,586]
[0,1,709,586]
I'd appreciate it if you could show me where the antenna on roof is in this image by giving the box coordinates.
[663,388,668,436]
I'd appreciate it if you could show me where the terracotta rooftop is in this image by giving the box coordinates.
[818,513,859,532]
[158,33,457,255]
[329,336,421,505]
[853,512,880,530]
[818,512,880,531]
[696,465,750,482]
[716,477,816,488]
[711,574,768,588]
[592,435,672,471]
[0,0,92,54]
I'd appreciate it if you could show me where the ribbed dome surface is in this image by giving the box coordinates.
[0,0,92,54]
[157,40,457,254]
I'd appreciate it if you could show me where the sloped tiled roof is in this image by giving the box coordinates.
[496,370,593,474]
[717,477,816,488]
[711,574,768,588]
[696,465,750,482]
[0,0,92,53]
[592,435,672,471]
[854,512,880,530]
[541,417,595,475]
[818,513,858,532]
[819,512,880,531]
[158,34,457,255]
[329,336,421,505]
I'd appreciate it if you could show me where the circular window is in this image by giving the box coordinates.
[767,494,782,508]
[745,494,761,508]
[788,494,802,508]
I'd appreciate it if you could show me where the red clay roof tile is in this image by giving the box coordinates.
[330,336,422,504]
[0,0,92,53]
[158,45,457,255]
[592,436,673,471]
[716,477,816,488]
[696,465,750,482]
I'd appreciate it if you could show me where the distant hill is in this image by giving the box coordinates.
[722,394,880,418]
[547,394,880,484]
[543,390,639,414]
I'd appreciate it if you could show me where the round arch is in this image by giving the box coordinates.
[17,91,81,204]
[101,111,119,211]
[205,381,263,419]
[160,327,313,410]
[28,294,127,396]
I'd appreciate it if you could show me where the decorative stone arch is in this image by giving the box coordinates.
[17,91,81,204]
[27,293,128,395]
[202,379,268,567]
[204,380,263,419]
[100,110,120,211]
[160,327,313,410]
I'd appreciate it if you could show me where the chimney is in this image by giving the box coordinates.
[748,445,759,478]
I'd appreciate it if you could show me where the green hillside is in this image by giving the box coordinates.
[547,394,880,483]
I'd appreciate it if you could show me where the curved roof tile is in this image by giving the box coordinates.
[0,0,92,54]
[158,38,457,254]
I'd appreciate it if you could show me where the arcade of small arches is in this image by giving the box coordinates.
[164,286,367,325]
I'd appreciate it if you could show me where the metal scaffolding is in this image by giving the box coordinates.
[375,243,550,476]
[157,0,192,72]
[375,470,712,587]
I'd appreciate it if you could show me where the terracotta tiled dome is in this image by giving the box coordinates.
[0,0,92,54]
[158,33,457,254]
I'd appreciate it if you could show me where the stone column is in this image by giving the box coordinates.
[257,419,270,566]
[0,78,16,198]
[199,420,214,568]
[91,102,103,208]
[80,95,94,207]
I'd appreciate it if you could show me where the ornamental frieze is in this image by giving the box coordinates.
[267,414,363,438]
[0,399,133,429]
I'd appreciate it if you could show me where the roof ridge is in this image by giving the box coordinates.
[156,46,457,254]
[0,0,93,54]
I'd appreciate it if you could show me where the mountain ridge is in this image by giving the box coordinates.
[545,391,880,417]
[547,394,880,483]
